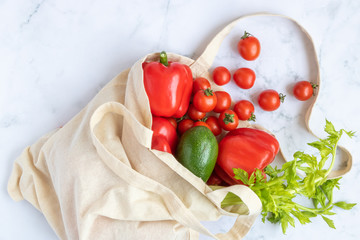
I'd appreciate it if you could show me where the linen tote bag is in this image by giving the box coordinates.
[8,13,352,240]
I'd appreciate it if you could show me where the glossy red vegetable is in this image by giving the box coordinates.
[293,81,317,101]
[143,51,193,117]
[207,169,227,186]
[166,117,177,129]
[192,77,211,95]
[218,109,239,131]
[205,116,222,136]
[217,128,279,183]
[173,66,193,118]
[234,100,256,121]
[237,31,261,61]
[214,164,266,185]
[233,68,256,89]
[151,116,178,154]
[193,88,217,112]
[177,119,194,135]
[151,135,172,153]
[187,104,206,121]
[193,121,211,131]
[258,89,285,111]
[214,165,241,185]
[212,66,231,86]
[213,91,231,113]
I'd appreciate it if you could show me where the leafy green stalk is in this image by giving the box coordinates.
[221,120,356,234]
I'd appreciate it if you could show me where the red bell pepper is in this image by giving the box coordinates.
[151,135,172,154]
[217,128,279,184]
[207,167,229,186]
[143,51,193,118]
[173,65,193,118]
[151,116,178,154]
[214,165,241,185]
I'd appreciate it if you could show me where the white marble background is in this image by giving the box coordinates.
[1,0,359,239]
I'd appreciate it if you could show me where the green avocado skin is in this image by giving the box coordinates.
[176,126,218,182]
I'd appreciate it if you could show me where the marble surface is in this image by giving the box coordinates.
[1,0,359,239]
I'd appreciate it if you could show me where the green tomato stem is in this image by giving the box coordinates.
[223,113,235,125]
[247,113,256,122]
[203,88,214,96]
[241,31,252,39]
[279,93,286,103]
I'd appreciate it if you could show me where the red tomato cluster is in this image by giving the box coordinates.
[212,31,287,113]
[174,77,247,138]
[144,31,318,186]
[175,77,234,136]
[210,31,317,117]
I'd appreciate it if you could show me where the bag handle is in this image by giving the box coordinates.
[88,13,351,239]
[89,101,262,240]
[90,102,213,236]
[190,12,352,179]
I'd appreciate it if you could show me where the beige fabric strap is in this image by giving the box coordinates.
[89,101,262,240]
[191,12,352,179]
[89,102,217,238]
[7,12,353,240]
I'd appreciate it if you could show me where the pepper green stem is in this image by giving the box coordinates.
[160,51,169,67]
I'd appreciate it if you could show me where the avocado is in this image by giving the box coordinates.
[176,126,218,182]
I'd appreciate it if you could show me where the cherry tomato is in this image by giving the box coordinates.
[258,89,285,111]
[213,91,231,113]
[193,88,217,112]
[177,119,194,135]
[234,100,256,121]
[187,104,206,121]
[293,81,317,101]
[205,116,222,136]
[237,31,261,61]
[219,109,239,131]
[193,121,211,131]
[212,66,231,86]
[193,77,211,95]
[233,68,256,89]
